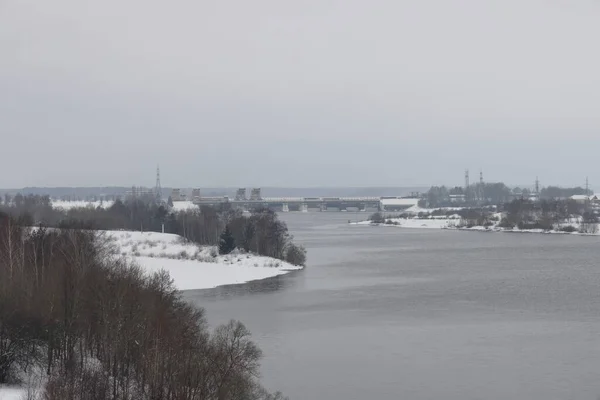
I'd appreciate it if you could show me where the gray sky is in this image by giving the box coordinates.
[1,0,600,189]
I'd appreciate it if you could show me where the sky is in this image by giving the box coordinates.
[1,0,600,189]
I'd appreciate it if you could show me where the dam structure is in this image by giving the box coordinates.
[173,188,419,212]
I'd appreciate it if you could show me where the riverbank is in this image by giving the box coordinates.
[351,216,600,236]
[104,230,303,290]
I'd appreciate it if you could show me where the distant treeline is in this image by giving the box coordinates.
[0,212,288,399]
[425,183,592,207]
[0,194,306,266]
[375,197,598,233]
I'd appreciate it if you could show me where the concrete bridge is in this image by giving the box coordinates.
[176,188,420,212]
[191,196,403,212]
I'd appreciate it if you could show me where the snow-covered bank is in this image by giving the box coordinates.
[352,216,600,236]
[105,231,303,291]
[352,216,461,230]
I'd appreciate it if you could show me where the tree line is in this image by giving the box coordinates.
[425,183,593,208]
[0,194,306,266]
[0,211,287,399]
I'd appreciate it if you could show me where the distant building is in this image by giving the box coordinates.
[235,188,247,201]
[380,197,420,211]
[570,194,600,204]
[126,186,154,199]
[449,194,466,203]
[191,189,201,202]
[250,188,262,201]
[171,188,182,201]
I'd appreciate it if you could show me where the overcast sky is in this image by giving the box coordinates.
[1,0,600,189]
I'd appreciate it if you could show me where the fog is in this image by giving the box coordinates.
[1,0,599,189]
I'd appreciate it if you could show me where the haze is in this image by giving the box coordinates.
[1,0,600,189]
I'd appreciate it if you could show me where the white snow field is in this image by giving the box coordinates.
[105,231,303,291]
[170,200,199,211]
[51,200,114,210]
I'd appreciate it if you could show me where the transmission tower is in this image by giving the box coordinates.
[465,169,470,203]
[479,169,484,205]
[535,176,540,196]
[586,176,589,194]
[155,165,163,202]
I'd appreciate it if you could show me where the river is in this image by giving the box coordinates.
[184,212,600,400]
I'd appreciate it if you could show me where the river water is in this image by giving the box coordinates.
[184,212,600,400]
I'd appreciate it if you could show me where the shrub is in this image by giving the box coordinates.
[498,218,515,229]
[284,243,307,266]
[369,212,385,224]
[560,225,577,233]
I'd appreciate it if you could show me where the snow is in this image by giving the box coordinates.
[402,205,464,215]
[0,387,26,400]
[170,201,198,211]
[104,230,303,291]
[352,214,600,236]
[352,218,459,229]
[51,200,114,210]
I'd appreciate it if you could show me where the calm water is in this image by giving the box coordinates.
[184,213,600,400]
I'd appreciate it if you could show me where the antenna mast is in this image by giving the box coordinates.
[479,169,484,205]
[464,169,470,204]
[155,165,162,202]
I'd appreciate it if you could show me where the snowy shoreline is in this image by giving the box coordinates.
[103,230,303,291]
[351,218,600,237]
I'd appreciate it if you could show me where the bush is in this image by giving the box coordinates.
[498,218,515,229]
[369,212,385,224]
[579,223,599,234]
[284,242,307,266]
[560,225,577,233]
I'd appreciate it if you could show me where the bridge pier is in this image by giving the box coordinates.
[320,204,327,212]
[282,203,289,213]
[300,203,308,212]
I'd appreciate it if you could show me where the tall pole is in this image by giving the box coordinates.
[465,169,470,204]
[155,164,162,202]
[479,169,484,205]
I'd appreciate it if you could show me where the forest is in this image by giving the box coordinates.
[0,211,287,399]
[0,194,306,267]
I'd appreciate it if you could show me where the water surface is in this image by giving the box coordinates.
[185,213,600,400]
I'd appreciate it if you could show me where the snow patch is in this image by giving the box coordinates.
[51,200,114,210]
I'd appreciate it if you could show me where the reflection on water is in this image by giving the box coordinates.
[183,269,301,302]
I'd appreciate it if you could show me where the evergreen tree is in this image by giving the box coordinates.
[219,225,236,255]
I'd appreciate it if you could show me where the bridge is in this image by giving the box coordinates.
[173,188,420,212]
[193,196,382,212]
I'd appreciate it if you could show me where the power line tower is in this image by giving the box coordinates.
[479,169,484,205]
[464,169,470,204]
[585,176,590,212]
[155,165,163,202]
[535,176,540,196]
[586,176,589,194]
